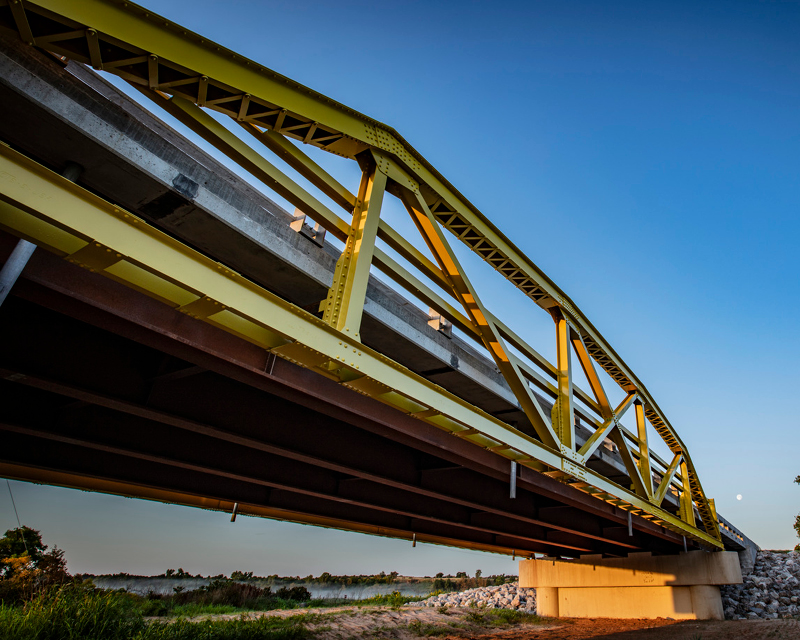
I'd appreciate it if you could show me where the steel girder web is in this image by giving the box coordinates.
[0,0,720,545]
[0,233,694,556]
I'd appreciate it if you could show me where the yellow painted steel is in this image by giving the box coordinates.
[0,143,722,549]
[400,188,559,451]
[654,454,683,507]
[551,312,575,451]
[571,331,613,421]
[635,401,655,498]
[0,0,725,546]
[321,166,386,339]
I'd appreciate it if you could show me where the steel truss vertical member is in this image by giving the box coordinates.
[551,310,575,451]
[0,161,82,307]
[399,189,558,450]
[679,461,696,527]
[321,165,387,339]
[634,400,654,498]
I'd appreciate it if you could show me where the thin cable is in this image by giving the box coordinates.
[6,479,29,555]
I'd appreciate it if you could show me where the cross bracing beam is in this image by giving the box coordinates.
[0,2,723,545]
[0,136,721,549]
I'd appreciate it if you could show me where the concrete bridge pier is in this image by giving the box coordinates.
[520,551,742,620]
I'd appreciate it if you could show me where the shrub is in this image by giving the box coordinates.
[275,586,311,602]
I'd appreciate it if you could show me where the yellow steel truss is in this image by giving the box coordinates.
[0,0,723,548]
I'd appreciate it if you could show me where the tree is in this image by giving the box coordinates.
[795,476,800,551]
[0,526,69,603]
[0,526,46,572]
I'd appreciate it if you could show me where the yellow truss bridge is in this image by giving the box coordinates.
[0,0,754,561]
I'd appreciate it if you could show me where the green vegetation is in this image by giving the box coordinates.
[407,619,460,636]
[0,584,323,640]
[0,526,534,639]
[463,608,542,626]
[795,475,800,551]
[140,615,321,640]
[0,584,144,640]
[137,580,313,617]
[0,526,70,604]
[348,591,419,608]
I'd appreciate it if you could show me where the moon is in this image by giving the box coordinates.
[736,494,742,501]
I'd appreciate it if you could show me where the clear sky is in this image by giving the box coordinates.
[2,0,799,576]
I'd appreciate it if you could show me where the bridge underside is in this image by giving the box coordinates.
[0,12,756,559]
[0,233,692,559]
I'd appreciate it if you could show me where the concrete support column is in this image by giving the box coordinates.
[534,587,559,617]
[520,551,742,620]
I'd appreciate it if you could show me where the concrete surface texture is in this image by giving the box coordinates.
[520,551,742,620]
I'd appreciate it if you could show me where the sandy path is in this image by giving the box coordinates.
[182,606,800,639]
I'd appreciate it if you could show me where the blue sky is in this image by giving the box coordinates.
[2,0,799,576]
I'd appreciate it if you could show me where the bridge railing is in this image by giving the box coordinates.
[0,0,722,549]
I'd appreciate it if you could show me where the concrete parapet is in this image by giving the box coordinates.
[520,551,742,620]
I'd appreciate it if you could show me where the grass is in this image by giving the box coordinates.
[0,585,326,640]
[139,613,325,640]
[140,597,310,618]
[463,608,543,626]
[0,582,537,640]
[301,590,425,610]
[0,585,145,640]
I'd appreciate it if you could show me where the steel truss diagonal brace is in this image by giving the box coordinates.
[570,330,613,420]
[654,453,682,507]
[609,427,650,499]
[578,393,637,462]
[399,188,559,450]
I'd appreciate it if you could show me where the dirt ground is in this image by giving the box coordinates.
[200,606,800,639]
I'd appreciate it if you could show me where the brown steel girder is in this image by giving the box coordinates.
[0,233,691,557]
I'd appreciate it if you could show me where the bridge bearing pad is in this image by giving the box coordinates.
[519,550,742,620]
